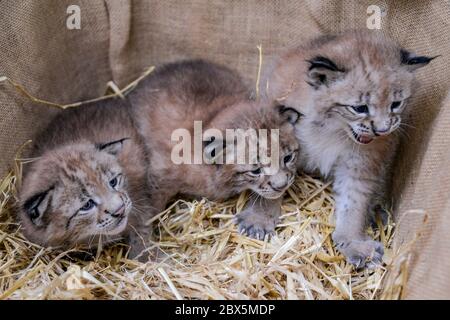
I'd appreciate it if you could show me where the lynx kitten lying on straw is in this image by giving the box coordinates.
[17,99,153,259]
[262,30,436,268]
[128,59,301,241]
[17,60,300,260]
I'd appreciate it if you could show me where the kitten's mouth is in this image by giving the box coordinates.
[108,214,128,234]
[349,127,374,145]
[102,210,128,235]
[115,213,126,225]
[259,188,288,199]
[113,205,131,229]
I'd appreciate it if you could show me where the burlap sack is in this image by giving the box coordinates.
[0,0,449,299]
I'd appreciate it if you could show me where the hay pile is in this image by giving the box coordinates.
[0,155,412,300]
[0,66,413,300]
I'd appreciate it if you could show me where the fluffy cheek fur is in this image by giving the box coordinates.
[316,83,409,145]
[329,103,406,145]
[66,193,131,243]
[32,188,131,247]
[20,146,134,248]
[346,115,402,138]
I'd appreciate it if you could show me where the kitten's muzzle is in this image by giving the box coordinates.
[371,120,392,136]
[265,174,295,197]
[372,127,391,136]
[268,181,288,192]
[105,204,125,218]
[268,172,293,191]
[348,126,374,145]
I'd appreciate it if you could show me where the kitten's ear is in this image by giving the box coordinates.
[203,135,226,164]
[278,105,302,125]
[400,49,438,71]
[23,187,53,226]
[306,56,345,88]
[96,138,130,156]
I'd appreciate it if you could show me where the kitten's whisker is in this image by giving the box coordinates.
[399,122,417,130]
[249,191,260,208]
[396,126,411,140]
[133,203,157,212]
[87,231,99,249]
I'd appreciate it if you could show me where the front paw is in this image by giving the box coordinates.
[127,232,151,262]
[128,242,149,262]
[233,209,278,240]
[333,235,384,269]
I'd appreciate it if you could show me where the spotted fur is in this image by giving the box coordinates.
[18,99,152,259]
[129,60,300,238]
[263,30,435,268]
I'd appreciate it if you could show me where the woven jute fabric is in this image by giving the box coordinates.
[0,0,449,299]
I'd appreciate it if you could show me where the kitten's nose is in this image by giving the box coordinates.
[371,121,391,136]
[373,127,391,136]
[269,181,288,192]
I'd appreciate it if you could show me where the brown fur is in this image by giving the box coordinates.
[18,99,151,259]
[129,60,300,239]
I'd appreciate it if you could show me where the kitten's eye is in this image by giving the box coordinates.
[391,101,402,111]
[80,199,96,212]
[283,153,295,164]
[351,105,369,114]
[248,168,262,176]
[109,177,118,188]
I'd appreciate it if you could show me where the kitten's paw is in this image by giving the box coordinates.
[128,244,149,262]
[333,236,384,269]
[234,210,277,240]
[127,234,152,262]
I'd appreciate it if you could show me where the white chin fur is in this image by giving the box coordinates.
[259,192,284,199]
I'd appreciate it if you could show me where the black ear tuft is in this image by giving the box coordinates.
[23,188,53,224]
[400,49,439,70]
[278,105,302,125]
[307,56,344,72]
[306,56,345,87]
[204,136,217,157]
[96,138,130,155]
[203,136,226,164]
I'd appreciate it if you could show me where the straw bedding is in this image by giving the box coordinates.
[0,67,414,300]
[0,154,412,300]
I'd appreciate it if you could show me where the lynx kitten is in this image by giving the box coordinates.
[264,30,435,268]
[128,60,301,239]
[18,100,152,259]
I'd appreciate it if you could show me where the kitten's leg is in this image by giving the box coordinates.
[127,192,172,262]
[368,165,394,229]
[127,226,152,261]
[331,165,384,269]
[234,197,282,240]
[369,140,398,229]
